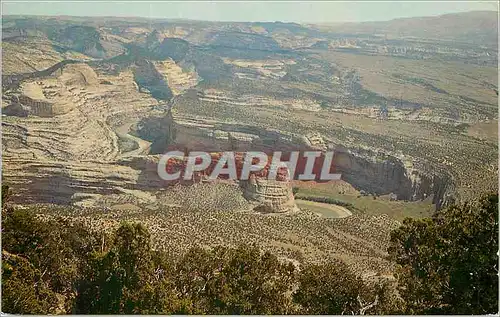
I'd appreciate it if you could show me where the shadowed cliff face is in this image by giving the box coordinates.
[133,60,173,101]
[332,149,455,209]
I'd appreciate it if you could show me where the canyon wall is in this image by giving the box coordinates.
[134,108,456,211]
[333,148,455,209]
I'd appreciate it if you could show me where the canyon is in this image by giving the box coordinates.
[2,58,457,212]
[2,12,497,277]
[0,12,496,227]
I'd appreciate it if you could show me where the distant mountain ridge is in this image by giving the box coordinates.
[313,11,498,46]
[2,10,498,61]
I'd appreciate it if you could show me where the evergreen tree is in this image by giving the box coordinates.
[388,193,498,314]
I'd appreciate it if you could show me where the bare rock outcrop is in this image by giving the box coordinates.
[240,176,299,213]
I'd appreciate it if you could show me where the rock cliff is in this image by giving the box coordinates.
[332,148,455,209]
[240,176,299,213]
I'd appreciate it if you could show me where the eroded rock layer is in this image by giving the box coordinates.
[2,33,485,213]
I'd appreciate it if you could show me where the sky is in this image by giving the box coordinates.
[2,1,498,23]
